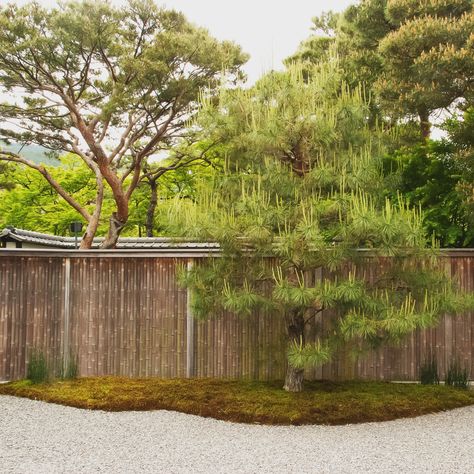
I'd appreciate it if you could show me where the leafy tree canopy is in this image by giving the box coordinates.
[385,140,474,247]
[377,0,474,136]
[0,163,13,190]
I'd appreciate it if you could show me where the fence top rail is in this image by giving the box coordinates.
[0,248,219,258]
[0,248,473,258]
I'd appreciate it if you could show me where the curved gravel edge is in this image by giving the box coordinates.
[2,395,474,473]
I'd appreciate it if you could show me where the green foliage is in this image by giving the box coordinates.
[380,106,474,248]
[385,0,472,25]
[446,357,469,389]
[385,141,474,247]
[420,353,440,385]
[0,153,211,236]
[443,107,474,220]
[26,348,79,384]
[376,4,474,123]
[0,155,105,234]
[168,61,470,389]
[26,349,49,384]
[0,163,13,191]
[287,339,332,370]
[290,0,474,137]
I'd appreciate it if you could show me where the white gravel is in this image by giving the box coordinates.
[1,396,474,473]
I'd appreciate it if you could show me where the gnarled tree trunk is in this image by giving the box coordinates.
[283,311,306,392]
[100,172,130,249]
[79,169,104,249]
[101,212,128,249]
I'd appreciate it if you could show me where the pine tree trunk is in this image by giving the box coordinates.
[101,212,127,249]
[79,208,101,249]
[80,225,96,249]
[145,179,158,237]
[418,108,431,140]
[99,167,129,249]
[283,311,306,392]
[283,366,304,392]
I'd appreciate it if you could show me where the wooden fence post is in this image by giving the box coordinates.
[186,259,195,377]
[63,257,71,374]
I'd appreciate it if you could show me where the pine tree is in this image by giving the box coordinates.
[168,62,471,392]
[376,0,474,139]
[290,0,474,139]
[0,0,246,248]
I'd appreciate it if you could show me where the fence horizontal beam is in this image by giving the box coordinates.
[2,248,474,258]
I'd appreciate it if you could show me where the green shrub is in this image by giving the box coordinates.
[26,349,49,384]
[446,357,469,389]
[420,353,440,385]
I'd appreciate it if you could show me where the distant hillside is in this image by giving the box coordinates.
[0,142,60,167]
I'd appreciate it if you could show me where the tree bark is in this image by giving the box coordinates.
[80,199,103,249]
[76,166,105,249]
[145,179,158,237]
[283,311,306,392]
[283,365,305,392]
[101,211,127,249]
[418,108,431,141]
[80,217,99,249]
[98,167,129,249]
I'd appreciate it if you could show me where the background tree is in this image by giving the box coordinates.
[290,0,474,139]
[0,0,247,248]
[141,139,222,236]
[168,63,468,392]
[287,2,393,126]
[442,106,474,222]
[381,105,474,247]
[376,0,474,139]
[285,12,339,66]
[0,153,212,237]
[384,141,474,247]
[0,156,115,235]
[0,163,13,190]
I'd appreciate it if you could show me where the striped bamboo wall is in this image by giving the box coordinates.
[0,251,473,381]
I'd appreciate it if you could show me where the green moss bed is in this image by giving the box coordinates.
[1,377,473,425]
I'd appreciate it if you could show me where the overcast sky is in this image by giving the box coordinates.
[14,0,355,83]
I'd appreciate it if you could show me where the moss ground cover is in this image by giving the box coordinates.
[1,377,473,425]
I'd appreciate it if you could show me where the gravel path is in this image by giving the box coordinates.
[1,396,474,473]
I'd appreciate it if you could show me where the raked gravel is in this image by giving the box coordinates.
[1,396,474,474]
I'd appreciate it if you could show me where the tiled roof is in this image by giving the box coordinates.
[0,227,219,250]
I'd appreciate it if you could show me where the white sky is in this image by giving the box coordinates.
[13,0,355,84]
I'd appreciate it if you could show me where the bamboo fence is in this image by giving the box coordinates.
[0,250,473,381]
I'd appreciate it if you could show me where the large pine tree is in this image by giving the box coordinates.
[169,62,470,392]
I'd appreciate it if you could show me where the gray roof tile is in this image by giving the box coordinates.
[0,227,219,250]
